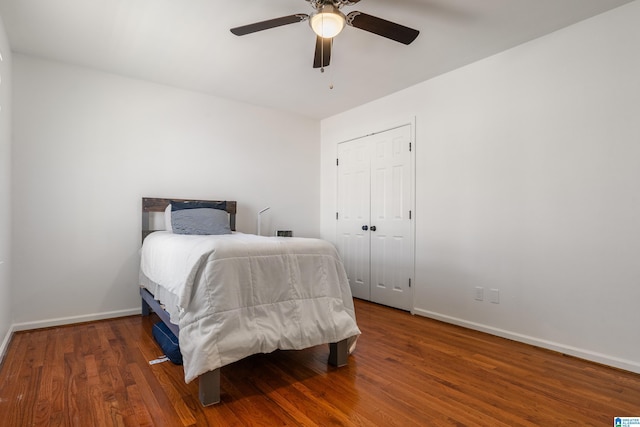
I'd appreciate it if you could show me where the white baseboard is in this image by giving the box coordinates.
[413,307,640,375]
[0,324,16,367]
[11,308,142,332]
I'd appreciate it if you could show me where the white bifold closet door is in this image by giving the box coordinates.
[336,124,414,311]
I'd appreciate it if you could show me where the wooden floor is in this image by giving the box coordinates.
[0,300,638,426]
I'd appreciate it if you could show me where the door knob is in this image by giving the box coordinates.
[362,225,368,231]
[370,226,377,232]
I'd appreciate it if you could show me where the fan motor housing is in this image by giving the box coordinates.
[307,0,359,10]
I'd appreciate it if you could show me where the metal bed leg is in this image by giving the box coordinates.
[199,368,221,406]
[141,296,151,316]
[328,338,349,367]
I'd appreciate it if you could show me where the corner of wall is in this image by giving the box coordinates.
[0,13,14,352]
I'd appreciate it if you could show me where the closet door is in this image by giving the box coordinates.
[336,124,414,310]
[368,125,413,310]
[336,138,371,300]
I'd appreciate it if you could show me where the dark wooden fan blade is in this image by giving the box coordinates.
[230,14,309,36]
[346,11,419,45]
[313,36,332,68]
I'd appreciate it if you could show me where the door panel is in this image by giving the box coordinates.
[369,126,412,310]
[336,139,371,300]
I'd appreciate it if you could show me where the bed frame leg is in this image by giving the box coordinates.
[329,338,349,367]
[199,368,221,406]
[141,297,151,316]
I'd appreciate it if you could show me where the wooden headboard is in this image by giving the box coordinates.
[142,197,237,242]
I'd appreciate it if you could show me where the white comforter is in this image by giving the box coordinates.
[140,232,360,383]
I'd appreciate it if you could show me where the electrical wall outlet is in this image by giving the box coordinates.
[474,287,484,301]
[490,288,500,304]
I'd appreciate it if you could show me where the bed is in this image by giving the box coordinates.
[139,197,360,406]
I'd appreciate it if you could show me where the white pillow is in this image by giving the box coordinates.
[164,204,173,232]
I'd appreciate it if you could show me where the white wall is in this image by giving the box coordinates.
[0,15,12,357]
[12,55,320,327]
[321,1,640,373]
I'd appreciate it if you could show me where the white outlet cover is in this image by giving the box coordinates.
[490,289,500,304]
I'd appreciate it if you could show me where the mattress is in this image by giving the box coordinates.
[140,231,360,383]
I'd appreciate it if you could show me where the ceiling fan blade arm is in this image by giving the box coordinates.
[230,14,309,36]
[346,11,419,45]
[313,36,332,68]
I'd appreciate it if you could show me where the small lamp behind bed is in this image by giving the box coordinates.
[257,206,270,236]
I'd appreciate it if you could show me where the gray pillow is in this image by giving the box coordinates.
[171,207,231,235]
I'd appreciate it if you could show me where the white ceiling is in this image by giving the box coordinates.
[0,0,634,119]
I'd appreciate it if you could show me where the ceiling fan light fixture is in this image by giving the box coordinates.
[310,5,346,38]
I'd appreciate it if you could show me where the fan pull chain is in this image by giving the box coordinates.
[324,65,334,90]
[318,34,333,89]
[326,48,333,90]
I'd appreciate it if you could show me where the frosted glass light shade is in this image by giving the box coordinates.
[310,6,346,38]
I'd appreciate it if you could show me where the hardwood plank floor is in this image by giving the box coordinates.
[0,299,638,426]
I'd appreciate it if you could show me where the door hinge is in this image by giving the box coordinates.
[336,158,339,166]
[336,212,339,220]
[409,142,412,152]
[409,210,412,219]
[409,278,412,288]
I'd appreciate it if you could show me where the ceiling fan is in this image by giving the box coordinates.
[230,0,419,69]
